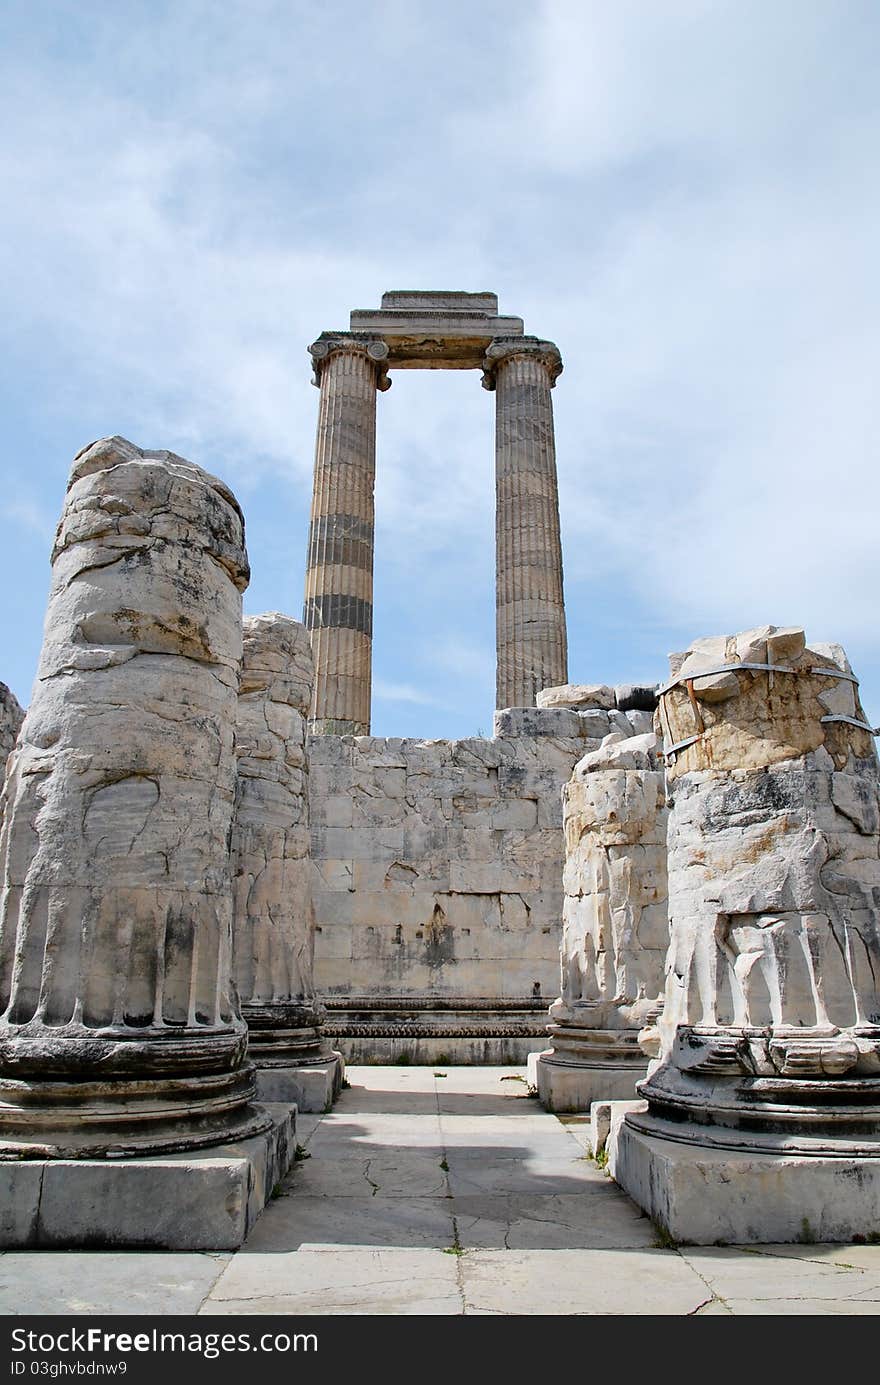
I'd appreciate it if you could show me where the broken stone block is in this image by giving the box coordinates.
[537,683,615,711]
[531,732,667,1113]
[0,684,23,780]
[0,437,280,1172]
[232,614,343,1112]
[616,627,880,1244]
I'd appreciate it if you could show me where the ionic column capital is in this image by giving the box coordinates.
[481,336,563,391]
[308,334,391,391]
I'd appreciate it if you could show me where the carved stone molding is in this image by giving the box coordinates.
[308,334,391,390]
[481,336,563,391]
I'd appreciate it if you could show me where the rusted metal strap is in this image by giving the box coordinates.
[657,662,797,697]
[663,734,702,762]
[809,667,860,684]
[820,715,879,735]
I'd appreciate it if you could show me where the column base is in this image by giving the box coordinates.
[614,1117,880,1245]
[0,1103,295,1250]
[527,1028,649,1112]
[255,1053,345,1112]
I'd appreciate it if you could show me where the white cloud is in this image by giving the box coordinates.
[372,680,438,707]
[1,1,878,726]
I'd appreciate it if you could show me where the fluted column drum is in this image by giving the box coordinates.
[304,336,389,735]
[483,338,568,709]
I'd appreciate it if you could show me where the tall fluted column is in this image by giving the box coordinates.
[232,613,343,1110]
[483,336,568,709]
[304,335,390,735]
[0,437,270,1159]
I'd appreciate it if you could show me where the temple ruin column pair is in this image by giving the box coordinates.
[303,335,568,733]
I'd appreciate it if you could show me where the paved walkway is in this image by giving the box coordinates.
[3,1067,880,1315]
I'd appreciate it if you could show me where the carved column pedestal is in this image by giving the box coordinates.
[233,614,343,1111]
[0,438,293,1247]
[529,732,667,1112]
[615,626,880,1243]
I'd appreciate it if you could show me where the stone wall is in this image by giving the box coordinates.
[310,696,654,1060]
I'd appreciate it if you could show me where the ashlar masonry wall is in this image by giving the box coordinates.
[310,699,654,1060]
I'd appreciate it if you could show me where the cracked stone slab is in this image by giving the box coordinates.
[458,1248,710,1315]
[451,1193,656,1250]
[446,1153,603,1197]
[679,1247,880,1305]
[724,1297,880,1315]
[0,1252,229,1315]
[202,1247,462,1315]
[242,1196,456,1251]
[284,1151,450,1198]
[742,1243,880,1269]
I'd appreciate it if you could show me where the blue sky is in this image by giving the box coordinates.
[2,0,878,737]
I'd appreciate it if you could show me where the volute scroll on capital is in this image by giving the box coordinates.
[308,334,392,391]
[480,336,563,391]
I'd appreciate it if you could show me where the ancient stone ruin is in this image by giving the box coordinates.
[304,291,567,730]
[0,294,878,1252]
[0,439,296,1245]
[529,710,667,1111]
[614,626,880,1242]
[232,612,343,1110]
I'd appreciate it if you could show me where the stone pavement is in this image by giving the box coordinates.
[3,1067,880,1316]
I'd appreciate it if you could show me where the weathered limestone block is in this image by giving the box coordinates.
[616,627,880,1243]
[232,613,343,1110]
[0,685,24,794]
[530,731,667,1111]
[538,684,615,711]
[0,437,271,1160]
[494,707,584,740]
[312,728,583,1060]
